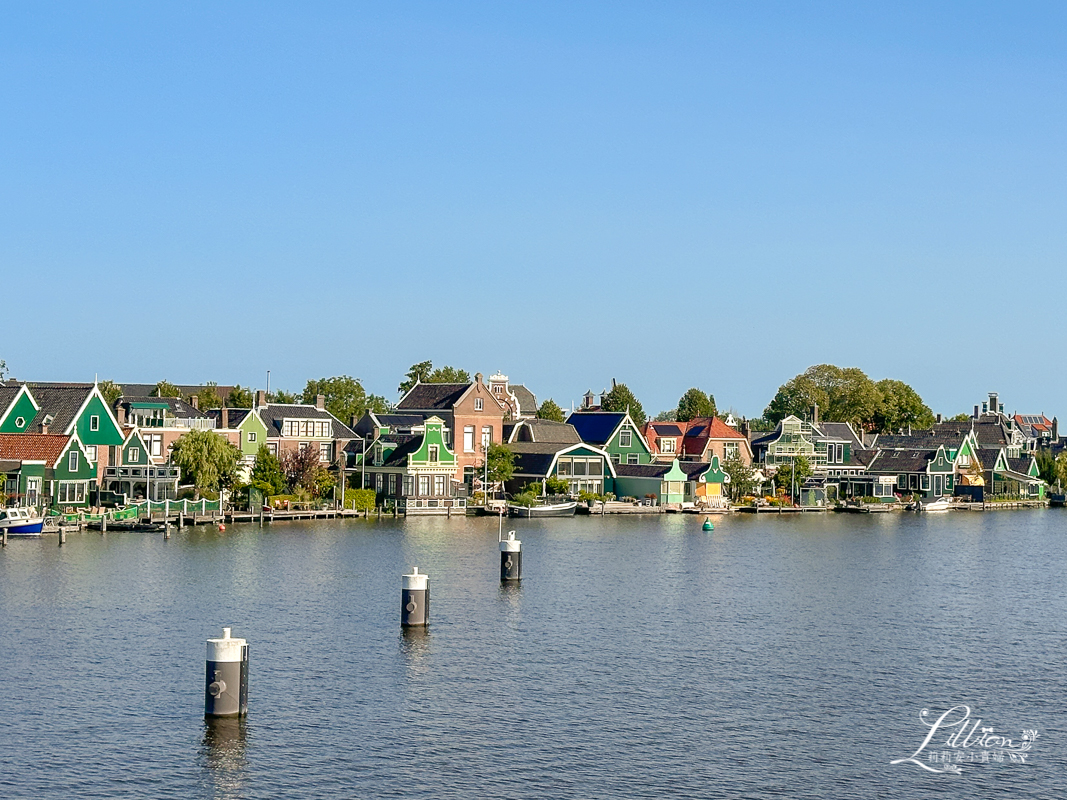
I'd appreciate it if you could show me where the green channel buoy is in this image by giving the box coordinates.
[702,517,713,531]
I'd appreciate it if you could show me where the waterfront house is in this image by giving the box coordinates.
[101,427,181,503]
[641,421,691,462]
[502,417,614,496]
[613,458,720,507]
[0,432,96,512]
[359,416,466,514]
[976,448,1045,500]
[206,407,269,476]
[396,373,508,484]
[566,410,652,466]
[681,416,754,466]
[113,394,217,464]
[1013,414,1057,451]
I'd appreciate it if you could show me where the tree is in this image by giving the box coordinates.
[537,399,566,423]
[0,359,6,381]
[250,444,286,497]
[226,385,254,408]
[600,382,646,426]
[281,445,326,495]
[398,361,433,394]
[301,376,386,424]
[721,452,756,500]
[154,380,182,398]
[486,442,515,486]
[170,430,243,498]
[98,380,123,407]
[269,389,299,404]
[774,456,812,499]
[948,413,971,422]
[195,382,224,410]
[872,379,934,433]
[764,365,881,429]
[653,409,678,422]
[428,365,470,383]
[1054,453,1067,489]
[677,388,717,422]
[545,475,570,495]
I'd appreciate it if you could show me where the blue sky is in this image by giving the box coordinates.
[2,2,1065,418]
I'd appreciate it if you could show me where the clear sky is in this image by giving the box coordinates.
[2,2,1065,419]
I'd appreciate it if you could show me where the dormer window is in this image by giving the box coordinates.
[428,445,439,463]
[475,398,484,411]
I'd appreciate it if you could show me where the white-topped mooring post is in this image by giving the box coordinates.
[401,566,429,627]
[500,531,522,581]
[205,627,249,718]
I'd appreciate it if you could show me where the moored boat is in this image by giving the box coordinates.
[507,500,578,518]
[0,507,45,536]
[920,497,954,513]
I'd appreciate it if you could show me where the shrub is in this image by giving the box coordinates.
[342,488,376,510]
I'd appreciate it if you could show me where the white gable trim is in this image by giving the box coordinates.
[0,384,41,430]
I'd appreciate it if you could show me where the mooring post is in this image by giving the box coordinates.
[205,627,249,718]
[500,531,522,582]
[401,567,429,627]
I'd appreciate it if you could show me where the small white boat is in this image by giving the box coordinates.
[507,500,578,518]
[0,507,45,536]
[920,498,954,513]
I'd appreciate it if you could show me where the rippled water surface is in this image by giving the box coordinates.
[1,510,1065,799]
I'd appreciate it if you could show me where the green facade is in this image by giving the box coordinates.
[51,438,96,510]
[408,418,457,467]
[613,458,689,505]
[122,431,151,466]
[605,418,652,466]
[237,412,269,458]
[72,391,125,447]
[0,389,39,433]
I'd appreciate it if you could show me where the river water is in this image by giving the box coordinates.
[0,510,1064,799]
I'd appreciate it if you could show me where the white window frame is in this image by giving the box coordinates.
[128,447,140,463]
[428,445,439,463]
[474,398,484,411]
[85,445,98,463]
[620,429,632,448]
[463,426,475,452]
[627,453,639,465]
[248,431,257,443]
[90,415,100,432]
[68,450,79,473]
[319,442,331,462]
[14,416,24,428]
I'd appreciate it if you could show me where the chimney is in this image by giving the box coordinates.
[190,394,199,410]
[256,390,267,408]
[221,407,230,429]
[811,403,819,426]
[935,413,942,424]
[351,414,359,428]
[1053,417,1059,442]
[117,405,126,424]
[315,394,326,410]
[974,405,980,419]
[475,372,483,385]
[989,392,998,415]
[40,421,49,435]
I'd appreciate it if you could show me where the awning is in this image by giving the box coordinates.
[0,460,22,473]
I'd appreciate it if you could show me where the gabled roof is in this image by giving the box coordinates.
[507,440,616,479]
[566,411,627,445]
[510,384,537,416]
[396,382,472,411]
[257,403,358,439]
[0,433,72,465]
[507,419,582,444]
[614,460,712,480]
[24,384,96,433]
[684,416,747,441]
[866,449,937,474]
[813,421,863,448]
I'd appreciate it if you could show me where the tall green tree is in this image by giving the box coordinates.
[721,452,756,501]
[536,399,566,423]
[429,365,470,383]
[676,388,717,422]
[774,456,812,499]
[398,361,472,394]
[268,389,299,404]
[170,429,243,497]
[653,409,678,422]
[98,380,123,407]
[250,444,286,496]
[226,385,254,408]
[600,382,646,426]
[196,382,224,409]
[764,365,881,428]
[398,361,433,394]
[154,380,182,398]
[301,376,386,423]
[872,379,935,433]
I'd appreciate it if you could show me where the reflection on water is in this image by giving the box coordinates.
[399,626,432,677]
[200,717,248,800]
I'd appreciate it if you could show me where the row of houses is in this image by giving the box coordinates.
[745,392,1052,504]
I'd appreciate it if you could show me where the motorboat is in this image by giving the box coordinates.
[920,497,954,513]
[507,500,578,518]
[0,507,45,536]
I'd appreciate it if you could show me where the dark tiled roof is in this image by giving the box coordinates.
[875,430,969,450]
[566,411,625,445]
[376,414,425,430]
[257,403,358,439]
[510,384,537,415]
[977,450,1001,470]
[26,384,93,433]
[510,419,582,444]
[867,449,937,473]
[380,436,424,468]
[506,441,584,477]
[1008,457,1035,476]
[0,386,22,413]
[815,422,862,447]
[930,420,1010,447]
[204,408,252,428]
[397,383,470,410]
[615,461,712,479]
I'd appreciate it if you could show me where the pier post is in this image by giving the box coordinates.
[2,529,7,547]
[205,627,249,718]
[259,507,264,527]
[500,531,522,582]
[101,514,107,533]
[59,528,66,546]
[164,522,171,540]
[401,567,429,627]
[179,511,184,528]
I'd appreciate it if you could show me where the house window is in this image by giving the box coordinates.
[557,459,571,476]
[319,442,331,462]
[388,474,397,495]
[150,436,162,457]
[627,454,639,465]
[267,442,278,456]
[375,473,383,492]
[57,481,87,504]
[418,475,429,496]
[909,475,918,489]
[897,475,906,488]
[68,451,79,472]
[588,459,603,476]
[724,443,739,460]
[14,416,24,428]
[299,441,310,452]
[573,459,587,476]
[660,438,676,453]
[374,445,383,466]
[90,415,100,432]
[475,398,484,411]
[611,454,621,465]
[482,427,492,447]
[403,476,413,496]
[248,431,257,443]
[463,426,475,452]
[85,445,98,462]
[428,445,439,463]
[620,429,632,448]
[434,475,446,496]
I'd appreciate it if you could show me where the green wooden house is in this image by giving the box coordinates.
[0,432,96,511]
[566,411,652,466]
[360,416,465,514]
[0,384,41,433]
[613,458,715,505]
